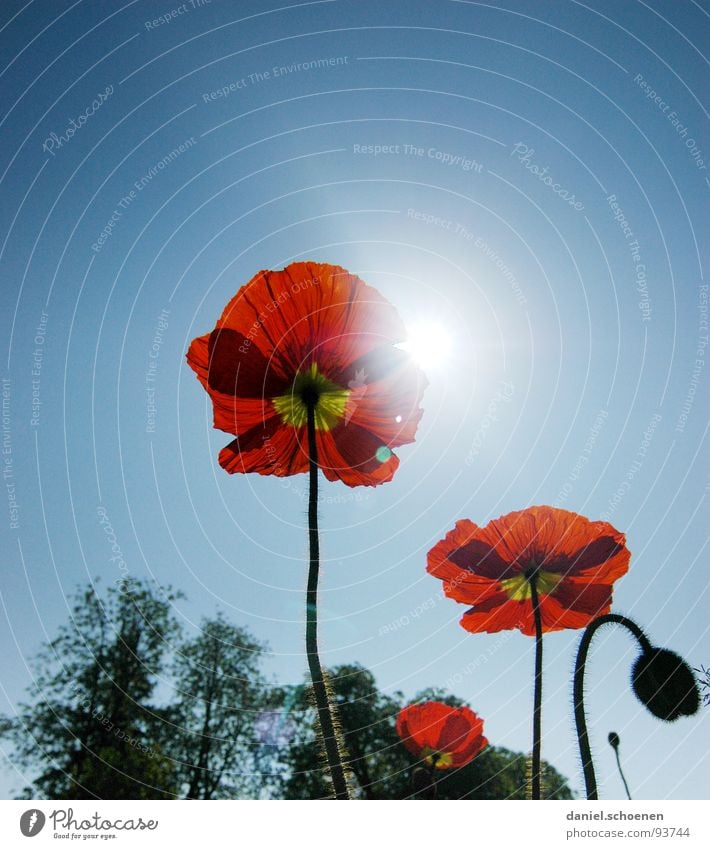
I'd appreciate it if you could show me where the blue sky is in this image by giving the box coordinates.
[0,0,708,800]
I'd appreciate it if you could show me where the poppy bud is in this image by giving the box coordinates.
[631,647,700,722]
[607,731,620,749]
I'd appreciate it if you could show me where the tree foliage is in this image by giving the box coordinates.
[2,578,180,799]
[168,613,273,799]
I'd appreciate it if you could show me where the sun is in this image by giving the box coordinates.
[399,320,453,370]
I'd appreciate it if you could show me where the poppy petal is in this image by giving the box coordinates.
[460,593,531,634]
[218,417,307,477]
[317,421,401,487]
[186,332,211,390]
[561,538,630,584]
[427,520,505,601]
[543,580,613,624]
[461,582,615,636]
[188,334,273,434]
[336,348,426,447]
[395,702,487,769]
[207,327,288,397]
[448,539,516,580]
[214,263,407,376]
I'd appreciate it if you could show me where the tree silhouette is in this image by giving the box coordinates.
[168,613,274,799]
[1,578,180,799]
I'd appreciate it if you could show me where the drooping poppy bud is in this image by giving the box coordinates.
[631,647,700,721]
[608,731,620,749]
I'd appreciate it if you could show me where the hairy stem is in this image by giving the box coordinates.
[574,614,651,800]
[305,405,350,800]
[530,575,543,800]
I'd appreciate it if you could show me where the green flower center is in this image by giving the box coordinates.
[272,363,350,431]
[500,569,561,602]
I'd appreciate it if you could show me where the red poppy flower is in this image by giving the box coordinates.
[396,701,488,769]
[427,506,630,636]
[187,262,426,487]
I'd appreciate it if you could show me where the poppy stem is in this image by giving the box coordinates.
[428,757,439,799]
[609,735,632,800]
[410,765,437,799]
[574,614,652,800]
[530,575,543,800]
[305,404,350,800]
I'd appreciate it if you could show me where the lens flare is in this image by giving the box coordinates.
[399,321,452,370]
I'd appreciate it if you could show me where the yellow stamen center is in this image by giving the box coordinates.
[421,747,453,769]
[272,363,350,431]
[500,569,562,601]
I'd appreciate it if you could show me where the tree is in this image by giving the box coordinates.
[168,613,274,799]
[279,664,574,800]
[1,578,180,799]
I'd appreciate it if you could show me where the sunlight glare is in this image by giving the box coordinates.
[400,321,453,370]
